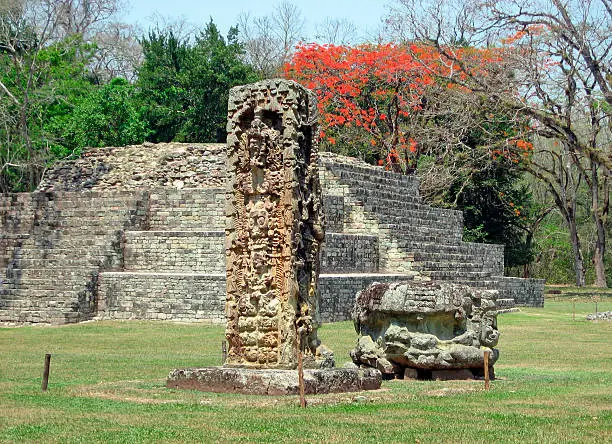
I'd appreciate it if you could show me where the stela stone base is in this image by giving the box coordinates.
[166,366,382,395]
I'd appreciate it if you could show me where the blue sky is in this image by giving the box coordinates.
[122,0,390,41]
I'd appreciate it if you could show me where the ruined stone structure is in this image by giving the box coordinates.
[350,281,500,380]
[224,80,324,368]
[1,140,544,325]
[167,80,383,395]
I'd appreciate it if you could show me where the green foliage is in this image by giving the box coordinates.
[58,77,149,154]
[453,164,535,268]
[0,35,96,191]
[137,20,258,143]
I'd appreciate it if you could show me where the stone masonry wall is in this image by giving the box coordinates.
[123,231,225,273]
[0,194,34,271]
[498,276,545,307]
[147,189,226,231]
[1,143,545,325]
[97,272,410,324]
[97,272,226,323]
[0,191,149,324]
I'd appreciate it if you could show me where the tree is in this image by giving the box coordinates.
[58,77,148,151]
[286,43,438,167]
[314,17,358,45]
[238,1,304,78]
[137,20,258,143]
[0,0,98,191]
[386,0,611,286]
[286,42,539,268]
[0,0,133,192]
[90,21,142,83]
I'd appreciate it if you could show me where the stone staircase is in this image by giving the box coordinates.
[319,153,504,290]
[0,143,544,325]
[95,186,412,324]
[0,191,148,323]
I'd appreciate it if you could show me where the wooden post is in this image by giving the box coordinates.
[221,341,227,364]
[483,350,490,391]
[42,354,51,392]
[297,331,306,408]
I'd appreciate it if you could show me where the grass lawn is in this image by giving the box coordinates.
[0,289,610,443]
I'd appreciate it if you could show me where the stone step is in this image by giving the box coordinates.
[398,240,501,254]
[2,279,96,291]
[411,250,488,262]
[0,307,88,324]
[120,231,382,274]
[365,208,461,226]
[147,189,226,231]
[6,257,113,268]
[322,161,420,189]
[123,230,225,273]
[323,168,418,191]
[95,270,415,323]
[379,224,463,240]
[413,261,488,272]
[0,288,84,299]
[496,298,516,309]
[385,233,463,246]
[421,270,493,280]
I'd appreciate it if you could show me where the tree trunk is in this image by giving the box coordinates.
[590,161,608,287]
[593,231,607,287]
[568,217,586,287]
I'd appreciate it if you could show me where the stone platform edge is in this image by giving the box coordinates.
[166,366,382,395]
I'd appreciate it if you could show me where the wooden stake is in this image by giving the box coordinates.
[42,354,51,392]
[297,332,306,408]
[483,350,490,391]
[221,341,227,364]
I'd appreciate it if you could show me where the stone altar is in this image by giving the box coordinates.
[350,281,500,380]
[167,79,381,394]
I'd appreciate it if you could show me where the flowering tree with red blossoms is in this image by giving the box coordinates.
[285,42,547,273]
[285,42,530,173]
[285,43,442,171]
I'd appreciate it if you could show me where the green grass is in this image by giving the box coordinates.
[1,298,611,443]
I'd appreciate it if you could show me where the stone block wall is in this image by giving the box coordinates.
[1,143,545,325]
[97,271,410,324]
[0,194,34,271]
[0,191,149,324]
[97,272,226,323]
[318,274,411,323]
[498,277,545,307]
[124,231,225,273]
[320,234,379,273]
[322,195,345,233]
[147,189,226,231]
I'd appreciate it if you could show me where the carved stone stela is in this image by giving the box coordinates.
[167,80,380,394]
[224,79,325,369]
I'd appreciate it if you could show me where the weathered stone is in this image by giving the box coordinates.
[403,367,418,379]
[224,79,327,369]
[350,281,500,379]
[586,311,612,321]
[166,366,382,395]
[431,369,476,380]
[1,128,545,325]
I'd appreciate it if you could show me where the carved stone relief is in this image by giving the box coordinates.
[224,79,328,369]
[350,281,501,378]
